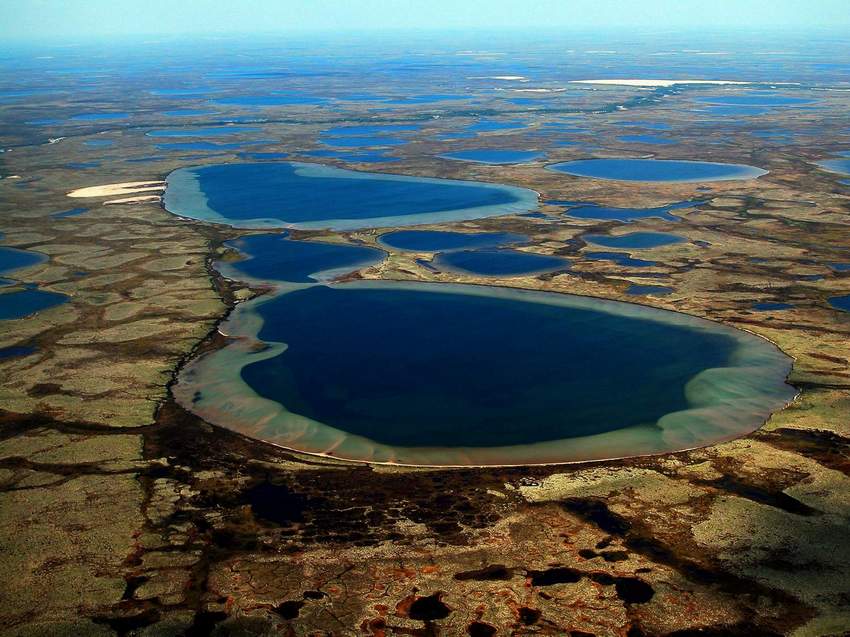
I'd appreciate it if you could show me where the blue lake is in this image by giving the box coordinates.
[222,234,385,284]
[626,285,674,296]
[244,285,725,447]
[548,159,768,183]
[0,244,46,274]
[379,230,526,252]
[177,277,795,465]
[584,232,686,249]
[817,159,850,176]
[440,149,544,164]
[585,252,657,268]
[0,344,36,360]
[164,162,539,230]
[0,240,69,319]
[146,126,259,138]
[433,248,569,276]
[0,286,68,320]
[559,200,703,222]
[829,295,850,312]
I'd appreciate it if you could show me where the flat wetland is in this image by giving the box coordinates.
[1,32,850,637]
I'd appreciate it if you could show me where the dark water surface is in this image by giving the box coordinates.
[433,248,569,276]
[242,284,736,448]
[379,230,526,252]
[548,159,768,182]
[164,161,538,230]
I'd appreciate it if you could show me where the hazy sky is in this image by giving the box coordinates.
[2,0,847,40]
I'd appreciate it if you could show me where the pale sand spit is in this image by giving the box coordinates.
[67,181,165,198]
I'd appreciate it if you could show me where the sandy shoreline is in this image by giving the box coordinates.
[67,180,165,198]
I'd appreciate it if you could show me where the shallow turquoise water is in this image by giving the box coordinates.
[584,232,686,249]
[817,159,850,176]
[548,159,768,183]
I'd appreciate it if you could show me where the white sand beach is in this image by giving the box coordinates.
[67,181,165,198]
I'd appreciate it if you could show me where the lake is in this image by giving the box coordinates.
[220,233,385,284]
[817,159,850,176]
[584,232,686,249]
[432,248,569,276]
[829,295,850,312]
[163,161,539,230]
[175,278,795,466]
[560,199,703,222]
[548,159,768,183]
[626,285,674,296]
[585,252,657,268]
[379,230,526,252]
[0,286,68,320]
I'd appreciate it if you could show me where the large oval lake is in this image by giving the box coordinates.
[163,162,539,230]
[548,159,768,183]
[175,236,796,466]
